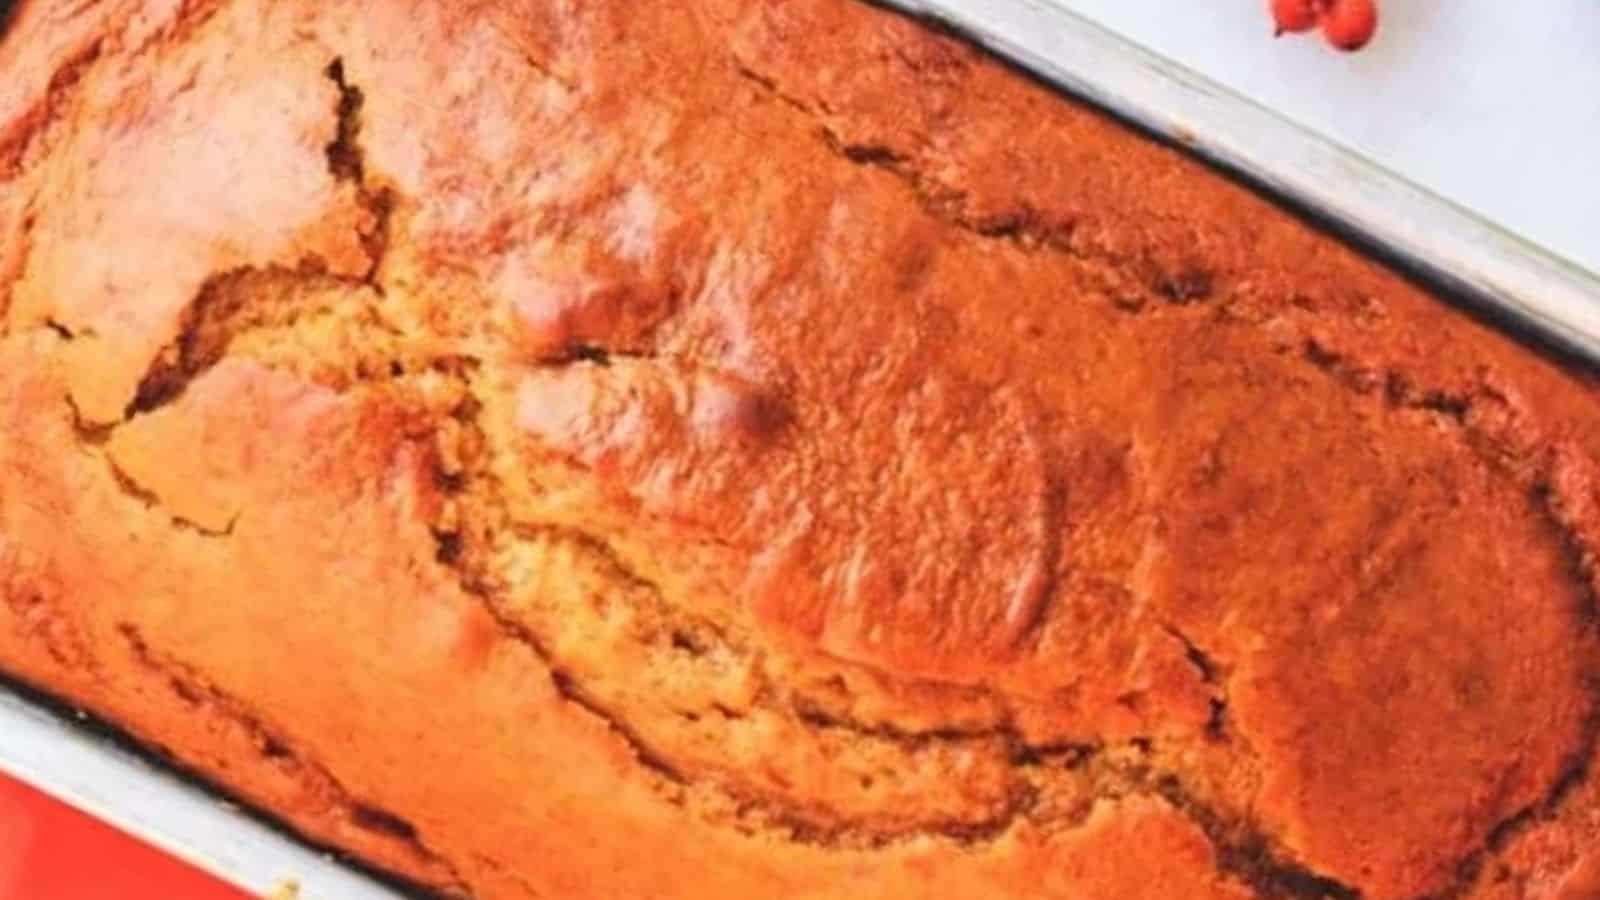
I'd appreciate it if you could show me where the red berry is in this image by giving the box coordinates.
[1321,0,1378,51]
[1271,0,1319,35]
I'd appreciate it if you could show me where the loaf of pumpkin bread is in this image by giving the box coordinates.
[1,0,1598,897]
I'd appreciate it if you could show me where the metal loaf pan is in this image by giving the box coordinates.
[3,1,1598,898]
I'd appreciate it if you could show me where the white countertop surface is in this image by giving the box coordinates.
[1057,1,1600,275]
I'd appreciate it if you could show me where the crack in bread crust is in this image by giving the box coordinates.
[321,57,395,284]
[126,261,391,417]
[114,622,472,897]
[422,358,1352,894]
[0,38,104,181]
[731,58,1218,314]
[0,39,101,335]
[432,371,1079,849]
[1294,338,1600,899]
[1,0,243,331]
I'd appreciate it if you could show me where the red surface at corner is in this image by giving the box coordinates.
[0,771,250,900]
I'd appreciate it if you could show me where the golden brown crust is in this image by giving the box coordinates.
[1,1,1598,898]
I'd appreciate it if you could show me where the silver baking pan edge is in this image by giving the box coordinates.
[0,687,407,899]
[890,0,1600,363]
[3,1,1599,898]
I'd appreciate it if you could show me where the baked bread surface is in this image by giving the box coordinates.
[2,1,1598,897]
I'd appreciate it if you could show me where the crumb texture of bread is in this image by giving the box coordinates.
[1,1,1598,898]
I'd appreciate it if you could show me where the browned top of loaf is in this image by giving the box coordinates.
[1,0,1598,898]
